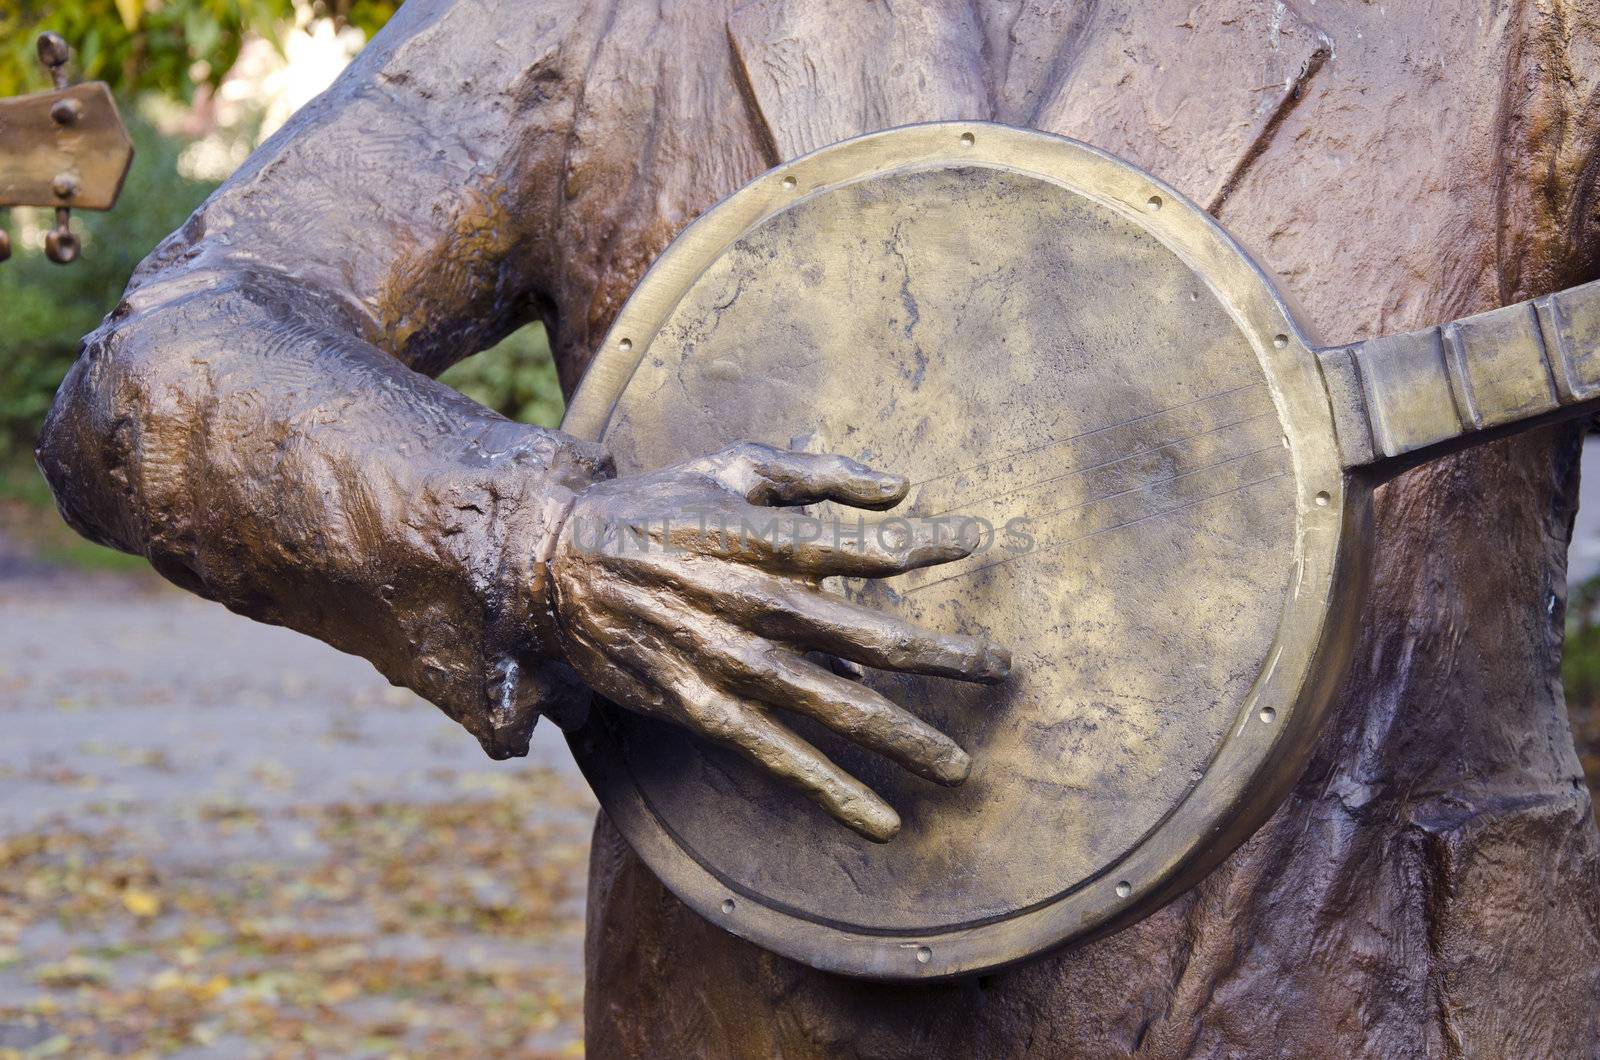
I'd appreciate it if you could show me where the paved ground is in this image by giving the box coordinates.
[5,438,1600,1058]
[0,554,594,1058]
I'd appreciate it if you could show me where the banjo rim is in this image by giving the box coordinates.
[561,121,1366,981]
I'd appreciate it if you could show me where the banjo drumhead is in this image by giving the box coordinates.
[562,123,1361,979]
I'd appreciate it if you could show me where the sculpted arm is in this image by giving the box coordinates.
[36,0,1006,838]
[37,1,605,758]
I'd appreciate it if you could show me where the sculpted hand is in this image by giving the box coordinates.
[544,442,1009,841]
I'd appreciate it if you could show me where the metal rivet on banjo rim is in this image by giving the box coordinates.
[720,898,736,914]
[958,131,975,146]
[1145,195,1162,211]
[1273,333,1289,348]
[1259,706,1277,723]
[915,946,932,963]
[781,174,798,190]
[1314,491,1330,507]
[1115,880,1132,898]
[618,337,633,352]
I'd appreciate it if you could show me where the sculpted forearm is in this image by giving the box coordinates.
[32,0,608,755]
[31,0,1010,838]
[36,263,609,757]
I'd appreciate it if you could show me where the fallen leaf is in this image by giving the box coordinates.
[35,956,109,989]
[122,888,162,918]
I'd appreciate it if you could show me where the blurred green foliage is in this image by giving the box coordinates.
[0,80,561,564]
[440,325,566,429]
[1566,574,1600,699]
[1,1,397,100]
[0,102,563,448]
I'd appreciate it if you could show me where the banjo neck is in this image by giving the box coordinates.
[1318,276,1600,477]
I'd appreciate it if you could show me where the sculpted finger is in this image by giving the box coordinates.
[818,654,868,681]
[574,653,900,840]
[555,586,901,840]
[679,682,903,842]
[755,580,1011,683]
[749,652,972,785]
[648,507,976,577]
[551,582,696,725]
[590,552,1011,683]
[584,579,971,784]
[777,514,980,577]
[696,442,908,510]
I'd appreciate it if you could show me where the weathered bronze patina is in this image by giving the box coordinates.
[566,120,1600,979]
[0,32,135,264]
[32,0,1600,1052]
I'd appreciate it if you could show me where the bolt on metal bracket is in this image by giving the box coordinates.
[0,32,135,264]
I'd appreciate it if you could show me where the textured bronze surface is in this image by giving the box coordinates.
[565,122,1357,978]
[31,0,1600,1051]
[564,116,1600,977]
[30,19,1010,850]
[1321,280,1600,469]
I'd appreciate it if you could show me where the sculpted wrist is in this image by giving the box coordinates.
[446,428,606,758]
[527,484,578,659]
[483,424,609,661]
[520,478,596,734]
[472,431,611,752]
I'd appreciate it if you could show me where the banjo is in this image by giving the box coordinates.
[560,122,1600,981]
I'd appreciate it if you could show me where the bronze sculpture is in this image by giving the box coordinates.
[569,118,1600,980]
[33,0,1600,1053]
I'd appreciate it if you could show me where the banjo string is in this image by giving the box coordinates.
[897,457,1292,597]
[1025,440,1287,526]
[902,378,1268,491]
[917,407,1279,521]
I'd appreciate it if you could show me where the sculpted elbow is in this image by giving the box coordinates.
[34,291,207,555]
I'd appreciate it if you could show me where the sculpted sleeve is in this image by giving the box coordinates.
[1499,0,1600,295]
[35,0,609,758]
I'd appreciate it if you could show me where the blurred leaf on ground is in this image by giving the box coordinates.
[0,769,592,1056]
